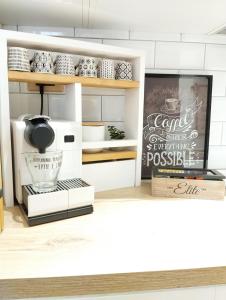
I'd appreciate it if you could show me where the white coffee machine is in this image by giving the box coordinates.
[11,115,94,226]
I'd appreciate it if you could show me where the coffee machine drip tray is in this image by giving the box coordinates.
[21,178,94,226]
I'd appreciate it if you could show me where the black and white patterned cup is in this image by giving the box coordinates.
[76,56,97,77]
[97,59,114,79]
[115,61,133,80]
[8,47,30,72]
[30,51,54,74]
[55,54,75,75]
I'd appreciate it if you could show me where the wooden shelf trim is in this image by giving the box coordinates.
[82,150,137,163]
[8,71,139,89]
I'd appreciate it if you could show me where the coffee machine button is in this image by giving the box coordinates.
[64,135,75,143]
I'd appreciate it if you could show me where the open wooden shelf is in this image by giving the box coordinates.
[8,71,139,89]
[82,150,137,163]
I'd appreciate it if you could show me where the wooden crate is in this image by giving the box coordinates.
[152,177,225,200]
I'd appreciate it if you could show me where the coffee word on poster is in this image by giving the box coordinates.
[142,74,212,178]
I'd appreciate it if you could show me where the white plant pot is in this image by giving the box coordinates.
[82,125,105,153]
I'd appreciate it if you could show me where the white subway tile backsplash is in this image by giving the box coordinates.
[103,40,155,68]
[182,33,226,44]
[211,97,226,122]
[75,28,129,39]
[146,68,179,74]
[82,87,125,96]
[82,95,101,121]
[209,122,222,145]
[130,31,181,42]
[205,44,226,71]
[102,96,125,121]
[9,93,48,118]
[74,37,102,44]
[221,123,226,145]
[2,25,17,31]
[215,284,226,299]
[208,146,226,168]
[18,26,74,37]
[155,42,205,69]
[68,286,215,300]
[211,71,226,96]
[9,82,20,93]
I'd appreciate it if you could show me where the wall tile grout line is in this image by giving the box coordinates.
[203,43,207,70]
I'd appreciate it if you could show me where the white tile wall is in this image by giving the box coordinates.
[205,44,226,71]
[209,72,226,97]
[130,31,181,42]
[82,95,102,121]
[82,87,125,96]
[103,39,155,68]
[18,286,215,300]
[9,93,48,118]
[2,25,17,31]
[208,146,226,168]
[155,42,205,69]
[4,25,226,168]
[209,122,223,145]
[182,33,226,44]
[74,37,102,44]
[102,96,124,121]
[146,68,179,74]
[211,97,226,121]
[221,123,226,145]
[74,28,129,39]
[215,284,226,300]
[18,26,75,37]
[9,82,20,93]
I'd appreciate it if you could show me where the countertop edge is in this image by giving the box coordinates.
[1,266,226,299]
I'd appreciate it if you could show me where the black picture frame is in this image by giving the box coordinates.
[142,74,213,179]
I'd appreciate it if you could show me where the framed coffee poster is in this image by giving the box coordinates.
[142,74,212,178]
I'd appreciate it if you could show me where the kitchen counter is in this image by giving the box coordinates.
[1,181,226,299]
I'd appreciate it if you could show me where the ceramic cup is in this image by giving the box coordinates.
[55,54,75,75]
[97,58,114,79]
[76,56,97,77]
[115,61,133,80]
[165,98,180,111]
[30,50,54,74]
[8,47,30,72]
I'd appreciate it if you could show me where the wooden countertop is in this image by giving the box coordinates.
[1,182,226,299]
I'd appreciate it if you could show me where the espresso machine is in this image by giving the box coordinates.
[11,115,94,226]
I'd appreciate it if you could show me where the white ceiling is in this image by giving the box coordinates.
[1,0,226,34]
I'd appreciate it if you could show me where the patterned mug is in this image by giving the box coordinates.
[30,51,54,74]
[76,56,97,77]
[115,61,133,80]
[8,47,30,72]
[97,59,114,79]
[55,54,75,75]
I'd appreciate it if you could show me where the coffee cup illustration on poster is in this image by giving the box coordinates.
[142,75,212,178]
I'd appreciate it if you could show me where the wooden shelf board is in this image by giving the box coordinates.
[82,150,137,163]
[8,71,139,89]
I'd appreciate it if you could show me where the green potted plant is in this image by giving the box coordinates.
[108,126,125,151]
